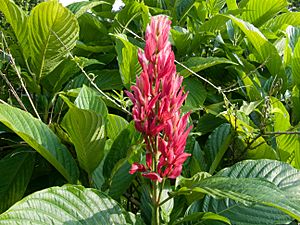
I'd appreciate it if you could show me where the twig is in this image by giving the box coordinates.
[0,71,28,111]
[50,30,132,115]
[1,33,41,120]
[263,131,300,136]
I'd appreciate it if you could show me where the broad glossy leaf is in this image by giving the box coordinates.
[0,150,35,213]
[177,176,300,221]
[0,0,28,53]
[177,57,237,77]
[0,104,78,183]
[241,0,288,27]
[228,15,286,87]
[0,185,127,224]
[28,1,79,78]
[182,77,207,111]
[205,123,233,174]
[292,37,300,87]
[206,0,226,15]
[202,159,300,225]
[173,212,230,225]
[74,85,108,118]
[62,107,106,175]
[269,97,300,167]
[68,1,110,18]
[107,114,129,140]
[226,0,238,10]
[174,0,196,20]
[264,12,300,32]
[114,34,141,89]
[103,122,141,178]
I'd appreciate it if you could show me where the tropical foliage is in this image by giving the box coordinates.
[1,0,300,224]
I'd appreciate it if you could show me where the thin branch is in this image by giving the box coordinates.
[0,71,28,111]
[1,33,41,120]
[263,131,300,136]
[50,30,132,115]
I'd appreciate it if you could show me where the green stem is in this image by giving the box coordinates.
[152,181,160,225]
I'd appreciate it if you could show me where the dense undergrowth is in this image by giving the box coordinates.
[1,0,300,224]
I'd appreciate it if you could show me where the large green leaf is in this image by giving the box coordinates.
[28,1,79,79]
[0,150,35,213]
[205,123,233,174]
[0,185,127,224]
[241,0,288,27]
[114,34,141,89]
[0,104,78,183]
[107,114,129,140]
[67,1,110,18]
[206,0,226,15]
[176,176,300,222]
[269,97,300,167]
[228,15,286,87]
[177,57,237,77]
[202,159,300,225]
[173,212,230,225]
[74,85,108,118]
[174,0,196,20]
[182,77,207,111]
[61,107,106,175]
[292,37,300,87]
[0,0,28,53]
[264,12,300,32]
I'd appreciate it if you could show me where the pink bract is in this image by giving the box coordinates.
[127,15,192,182]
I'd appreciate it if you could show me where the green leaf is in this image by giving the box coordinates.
[74,85,108,118]
[177,176,300,221]
[178,57,237,77]
[182,77,207,111]
[61,107,106,175]
[0,185,127,224]
[107,114,129,140]
[0,104,79,183]
[114,34,141,89]
[226,0,238,10]
[292,37,300,87]
[241,0,288,27]
[28,1,79,79]
[228,15,286,87]
[264,12,300,32]
[103,122,141,178]
[67,1,110,18]
[173,212,231,225]
[0,150,35,213]
[174,0,196,20]
[0,0,28,53]
[205,123,233,174]
[202,159,300,225]
[206,0,226,15]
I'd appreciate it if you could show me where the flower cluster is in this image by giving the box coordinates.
[126,15,192,182]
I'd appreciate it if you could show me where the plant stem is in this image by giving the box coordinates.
[152,181,160,225]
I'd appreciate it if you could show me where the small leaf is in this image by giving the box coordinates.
[114,34,141,89]
[177,57,237,77]
[67,1,110,18]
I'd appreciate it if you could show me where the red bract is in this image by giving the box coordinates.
[126,15,192,182]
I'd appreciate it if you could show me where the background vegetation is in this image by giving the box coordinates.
[1,0,300,224]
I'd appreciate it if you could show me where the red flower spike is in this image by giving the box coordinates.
[127,15,192,182]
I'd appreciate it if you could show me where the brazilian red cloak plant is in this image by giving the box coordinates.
[126,15,192,183]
